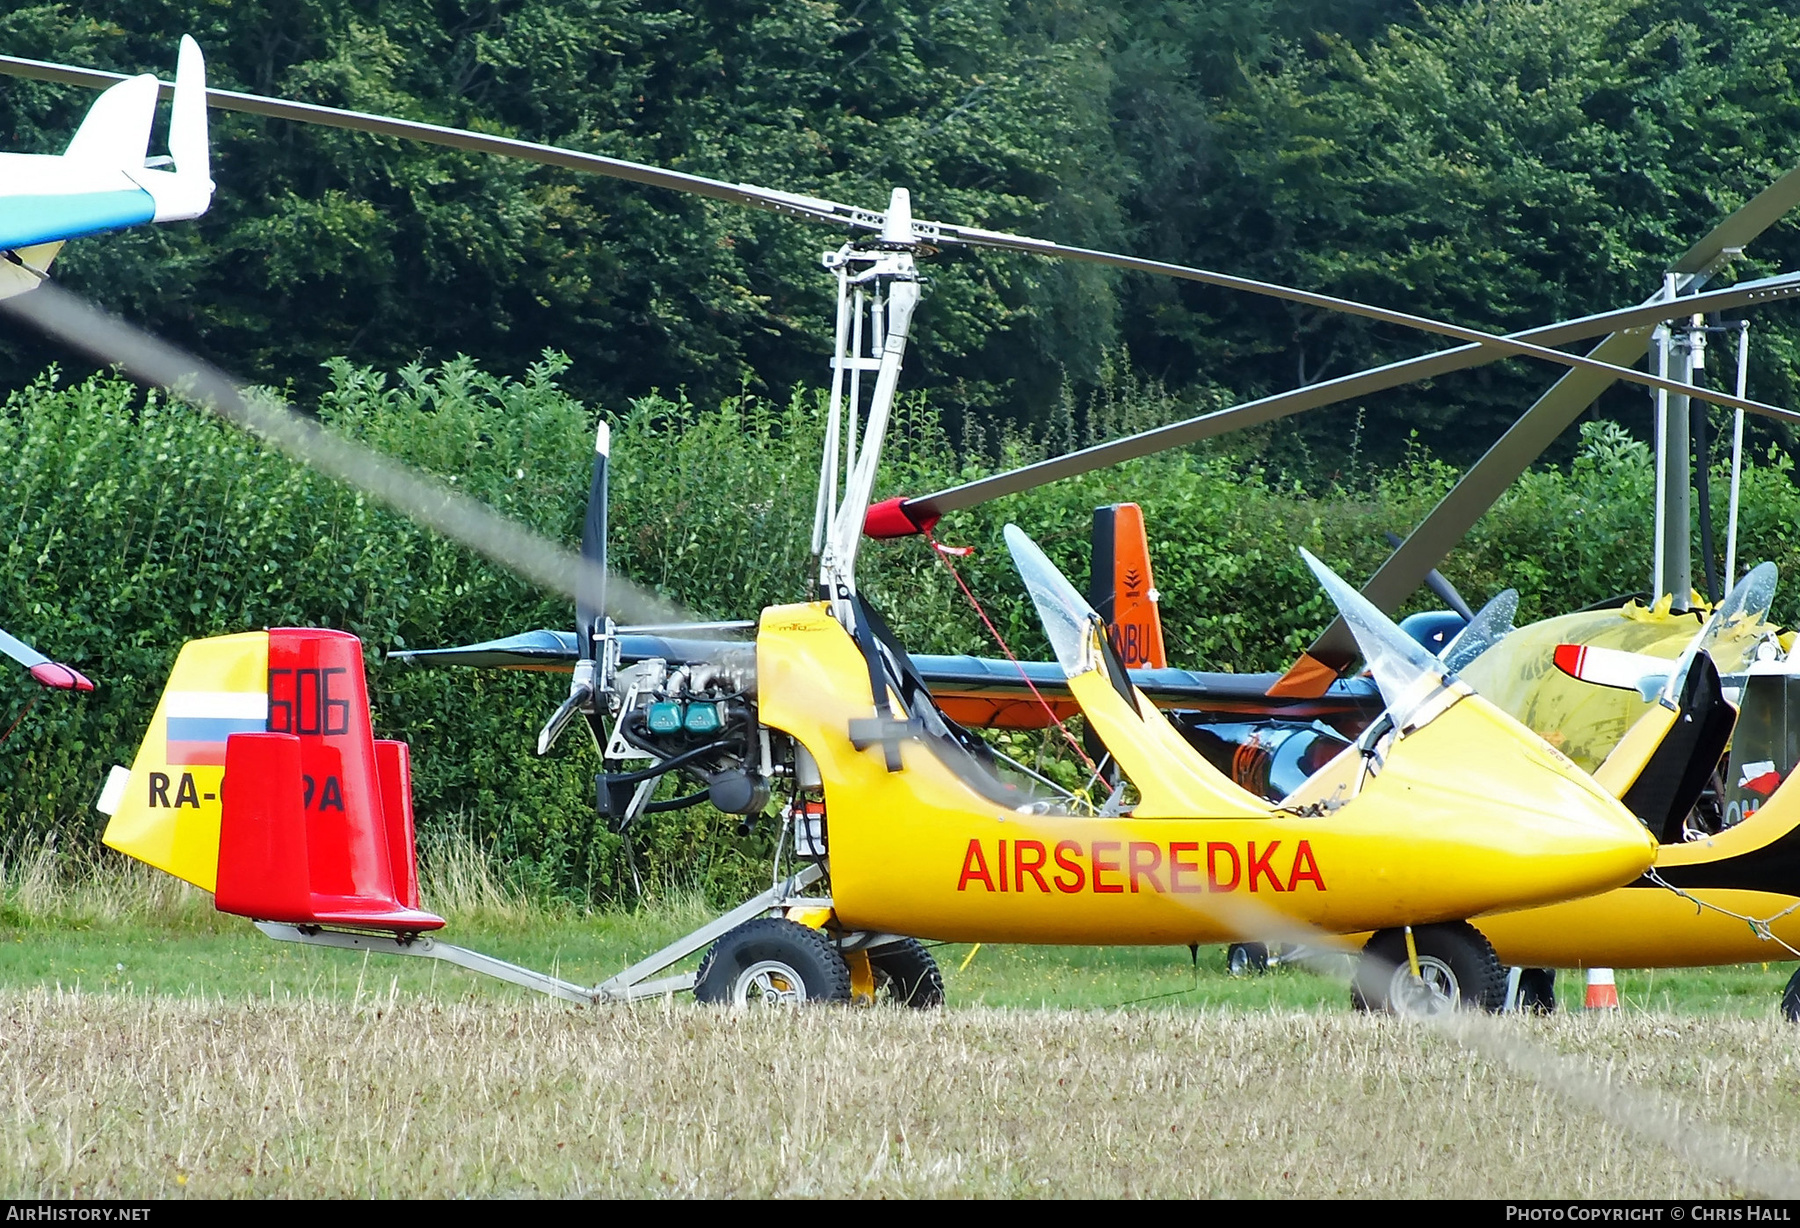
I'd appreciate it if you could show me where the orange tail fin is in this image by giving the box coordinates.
[1089,503,1167,669]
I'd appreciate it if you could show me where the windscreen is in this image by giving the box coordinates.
[1004,524,1098,677]
[1301,548,1458,733]
[1661,561,1778,704]
[1440,589,1518,675]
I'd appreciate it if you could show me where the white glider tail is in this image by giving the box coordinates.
[0,35,213,298]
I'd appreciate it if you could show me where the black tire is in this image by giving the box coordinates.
[867,938,944,1008]
[1514,967,1557,1015]
[1782,967,1800,1023]
[1227,942,1270,976]
[694,918,852,1006]
[1351,923,1506,1016]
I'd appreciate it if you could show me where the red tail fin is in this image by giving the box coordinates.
[214,628,442,931]
[1089,503,1168,669]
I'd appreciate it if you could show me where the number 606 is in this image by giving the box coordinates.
[268,667,351,736]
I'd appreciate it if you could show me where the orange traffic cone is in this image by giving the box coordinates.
[1584,967,1619,1010]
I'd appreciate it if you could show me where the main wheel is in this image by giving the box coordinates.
[1781,967,1800,1023]
[694,918,853,1007]
[1227,942,1270,976]
[868,938,944,1008]
[1352,923,1506,1017]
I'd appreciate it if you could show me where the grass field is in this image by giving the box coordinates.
[0,849,1797,1197]
[4,892,1794,1017]
[3,992,1798,1198]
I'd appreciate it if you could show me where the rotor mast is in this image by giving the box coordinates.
[813,188,922,624]
[1653,248,1747,610]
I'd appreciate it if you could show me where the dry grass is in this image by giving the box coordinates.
[0,991,1796,1198]
[0,838,220,930]
[0,830,563,932]
[414,828,540,923]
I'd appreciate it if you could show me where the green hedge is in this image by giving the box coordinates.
[6,357,1800,904]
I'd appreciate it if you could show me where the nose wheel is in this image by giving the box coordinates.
[1352,922,1505,1016]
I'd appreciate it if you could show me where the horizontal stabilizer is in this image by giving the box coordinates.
[215,730,441,930]
[1553,643,1669,697]
[213,629,441,930]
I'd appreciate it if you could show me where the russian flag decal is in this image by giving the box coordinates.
[164,690,269,765]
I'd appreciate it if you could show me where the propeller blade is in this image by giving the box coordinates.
[903,271,1800,521]
[2,54,1789,423]
[575,419,611,657]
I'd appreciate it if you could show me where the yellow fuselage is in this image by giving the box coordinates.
[1409,602,1799,968]
[1475,787,1800,967]
[758,603,1657,945]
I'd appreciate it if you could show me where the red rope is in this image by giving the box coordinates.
[0,696,38,749]
[924,529,1098,773]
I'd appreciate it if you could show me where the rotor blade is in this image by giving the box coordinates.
[0,53,879,231]
[1673,163,1800,276]
[0,627,50,672]
[1284,162,1800,681]
[3,52,1795,416]
[925,231,1793,419]
[0,280,687,627]
[907,270,1800,520]
[0,628,94,691]
[1289,328,1660,681]
[1383,531,1476,622]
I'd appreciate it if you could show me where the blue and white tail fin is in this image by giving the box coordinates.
[0,35,213,294]
[61,72,159,168]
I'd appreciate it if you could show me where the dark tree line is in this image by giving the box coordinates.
[3,0,1800,470]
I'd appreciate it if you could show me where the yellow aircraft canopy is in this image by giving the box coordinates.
[1462,588,1775,774]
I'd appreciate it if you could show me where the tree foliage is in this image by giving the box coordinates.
[0,0,1122,416]
[5,2,1800,466]
[8,363,1800,901]
[1119,0,1800,455]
